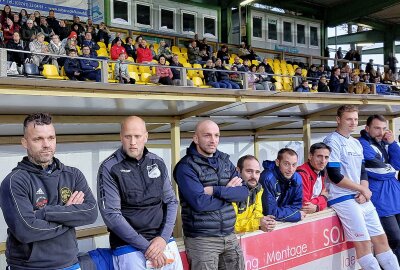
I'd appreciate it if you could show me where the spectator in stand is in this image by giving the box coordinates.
[316,65,327,77]
[110,37,126,60]
[329,67,344,93]
[386,52,398,74]
[247,64,259,90]
[366,59,374,75]
[64,31,79,53]
[229,66,243,89]
[86,26,97,43]
[239,58,250,72]
[217,45,230,65]
[82,32,99,57]
[6,32,27,68]
[2,17,18,44]
[114,52,135,84]
[157,40,172,61]
[193,33,200,48]
[348,75,370,95]
[96,22,111,47]
[170,54,193,86]
[0,23,4,47]
[134,35,143,50]
[199,38,213,60]
[255,65,273,91]
[149,44,157,60]
[71,16,85,45]
[79,45,101,82]
[311,83,318,92]
[199,47,210,63]
[234,155,276,233]
[318,76,330,92]
[295,80,310,92]
[258,58,273,71]
[188,39,202,65]
[344,48,354,61]
[232,56,243,69]
[124,37,136,60]
[12,14,21,29]
[359,115,400,262]
[46,10,59,35]
[136,39,153,63]
[33,11,41,27]
[64,49,84,81]
[307,64,319,83]
[156,55,174,85]
[58,20,69,41]
[21,19,39,44]
[204,59,227,88]
[293,67,304,90]
[85,18,96,33]
[19,9,28,26]
[296,143,330,214]
[39,16,55,43]
[238,42,261,62]
[0,5,12,27]
[29,32,50,67]
[260,148,305,222]
[48,34,66,69]
[214,58,240,89]
[335,47,343,60]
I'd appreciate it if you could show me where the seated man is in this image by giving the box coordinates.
[79,45,101,82]
[64,49,84,81]
[348,75,370,94]
[296,143,330,214]
[260,148,305,222]
[234,155,276,233]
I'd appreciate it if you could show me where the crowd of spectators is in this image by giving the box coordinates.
[0,4,399,94]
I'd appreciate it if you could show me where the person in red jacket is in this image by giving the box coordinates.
[110,38,126,60]
[296,142,330,214]
[136,39,153,63]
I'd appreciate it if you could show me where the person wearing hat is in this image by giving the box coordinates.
[65,31,79,53]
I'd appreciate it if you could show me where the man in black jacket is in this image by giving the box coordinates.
[6,32,27,67]
[64,49,85,81]
[0,113,98,270]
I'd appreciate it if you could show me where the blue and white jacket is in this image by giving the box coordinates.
[359,129,400,217]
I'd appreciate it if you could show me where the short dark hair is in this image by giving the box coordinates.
[277,148,298,161]
[237,155,259,171]
[366,114,386,126]
[23,113,52,134]
[310,142,331,155]
[337,105,358,118]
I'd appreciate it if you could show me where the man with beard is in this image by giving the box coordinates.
[0,113,97,270]
[234,155,276,233]
[359,114,400,263]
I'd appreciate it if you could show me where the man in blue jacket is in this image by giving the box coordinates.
[359,114,400,262]
[0,113,98,270]
[260,148,305,222]
[79,45,101,82]
[173,119,248,270]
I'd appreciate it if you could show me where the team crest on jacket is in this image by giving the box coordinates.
[60,187,72,203]
[147,164,161,178]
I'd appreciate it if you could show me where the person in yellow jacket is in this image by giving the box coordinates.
[234,155,276,233]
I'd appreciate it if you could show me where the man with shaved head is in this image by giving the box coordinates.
[97,116,183,270]
[174,119,249,270]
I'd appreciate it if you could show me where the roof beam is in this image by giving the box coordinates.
[179,102,232,120]
[362,45,400,55]
[256,120,298,134]
[247,104,300,119]
[327,30,383,46]
[325,0,400,27]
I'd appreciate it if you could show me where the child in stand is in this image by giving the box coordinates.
[114,52,135,84]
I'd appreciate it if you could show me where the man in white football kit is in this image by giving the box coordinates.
[324,105,399,270]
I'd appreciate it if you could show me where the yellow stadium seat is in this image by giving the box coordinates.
[179,52,188,59]
[283,82,293,92]
[129,71,145,84]
[127,57,135,62]
[97,42,106,48]
[193,64,204,78]
[139,65,152,74]
[128,64,138,73]
[153,43,159,52]
[60,66,69,80]
[275,82,283,91]
[77,46,82,55]
[229,58,235,65]
[42,64,64,80]
[107,43,111,51]
[301,69,307,77]
[172,46,180,54]
[252,60,259,66]
[273,59,280,64]
[178,56,187,64]
[192,76,211,88]
[180,47,187,53]
[97,48,109,58]
[231,53,238,59]
[140,72,157,85]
